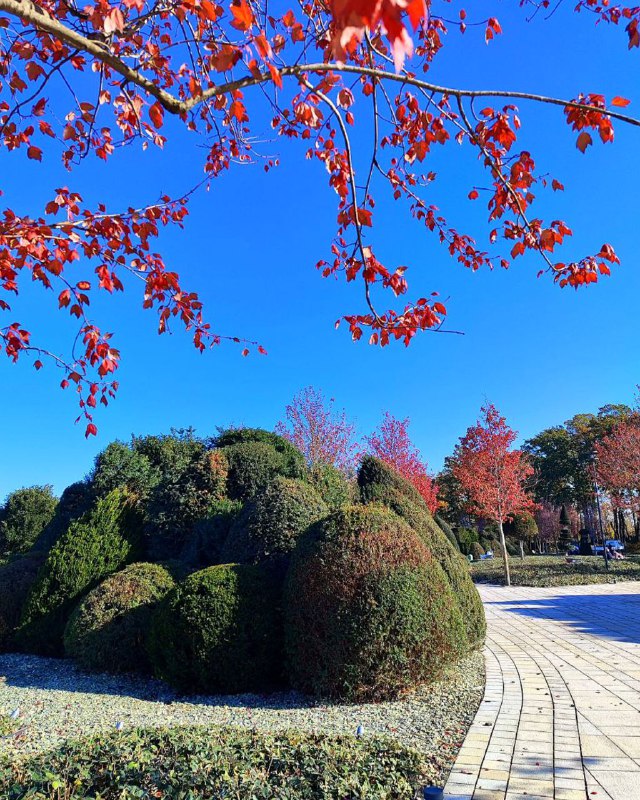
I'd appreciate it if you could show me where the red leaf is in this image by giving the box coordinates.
[200,0,220,21]
[230,0,254,31]
[85,422,98,438]
[27,145,42,161]
[468,190,479,200]
[149,102,164,129]
[611,96,631,108]
[576,131,593,153]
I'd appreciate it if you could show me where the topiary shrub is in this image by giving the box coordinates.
[357,456,485,650]
[14,490,142,656]
[454,527,479,556]
[0,553,45,650]
[0,486,58,557]
[308,463,353,511]
[149,563,283,693]
[30,480,93,555]
[434,514,459,551]
[179,498,242,568]
[222,442,291,501]
[285,505,466,701]
[64,562,175,674]
[91,441,160,501]
[144,450,229,561]
[470,542,485,561]
[215,428,306,478]
[221,478,328,568]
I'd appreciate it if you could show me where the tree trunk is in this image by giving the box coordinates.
[519,539,525,561]
[499,520,511,586]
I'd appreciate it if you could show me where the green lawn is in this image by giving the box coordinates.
[470,554,640,587]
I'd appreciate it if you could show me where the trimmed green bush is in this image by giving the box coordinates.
[222,442,292,500]
[91,441,160,500]
[221,477,328,566]
[144,449,229,561]
[0,553,45,649]
[434,514,459,551]
[470,542,485,561]
[215,428,306,478]
[14,490,142,656]
[308,463,353,510]
[179,498,242,567]
[64,563,175,674]
[30,480,92,554]
[358,456,486,650]
[0,726,424,800]
[149,563,283,693]
[0,486,58,557]
[285,505,466,701]
[456,527,479,556]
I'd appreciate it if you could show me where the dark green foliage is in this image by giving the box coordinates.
[579,528,593,556]
[132,429,206,477]
[456,527,480,556]
[149,564,283,693]
[144,450,229,561]
[357,456,485,650]
[64,562,175,674]
[31,481,93,554]
[470,542,485,561]
[434,514,459,551]
[215,428,306,479]
[0,553,45,649]
[0,486,58,556]
[179,498,242,568]
[221,477,328,566]
[308,463,353,510]
[560,504,571,526]
[222,442,291,501]
[506,512,538,541]
[14,490,142,656]
[285,505,466,701]
[91,441,160,500]
[0,726,424,800]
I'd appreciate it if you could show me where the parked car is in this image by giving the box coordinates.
[606,539,625,552]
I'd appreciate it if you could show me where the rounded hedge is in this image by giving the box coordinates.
[215,428,306,478]
[221,477,328,566]
[14,490,142,656]
[179,498,242,568]
[222,442,291,501]
[308,463,353,511]
[358,457,486,650]
[470,542,485,560]
[285,505,466,701]
[0,486,58,557]
[149,563,283,693]
[434,514,460,551]
[64,562,175,674]
[31,480,93,555]
[0,553,45,650]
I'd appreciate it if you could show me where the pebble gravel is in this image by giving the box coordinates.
[0,650,484,784]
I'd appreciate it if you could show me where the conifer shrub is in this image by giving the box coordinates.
[14,490,142,656]
[222,442,290,501]
[285,505,466,701]
[179,498,242,568]
[149,563,283,693]
[0,486,58,557]
[470,542,485,561]
[434,514,459,551]
[0,553,45,650]
[221,478,327,567]
[64,562,175,674]
[31,480,93,554]
[215,428,306,479]
[357,457,486,649]
[308,463,353,510]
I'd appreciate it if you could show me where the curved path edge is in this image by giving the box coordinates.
[444,582,640,800]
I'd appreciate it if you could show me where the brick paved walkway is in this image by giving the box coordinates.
[444,582,640,800]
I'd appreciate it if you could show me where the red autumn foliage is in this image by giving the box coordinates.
[365,412,438,512]
[452,404,534,583]
[275,386,359,473]
[595,416,640,511]
[0,0,637,434]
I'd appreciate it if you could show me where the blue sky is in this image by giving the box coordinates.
[1,1,639,499]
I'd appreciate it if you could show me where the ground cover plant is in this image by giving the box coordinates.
[471,555,640,587]
[0,726,426,800]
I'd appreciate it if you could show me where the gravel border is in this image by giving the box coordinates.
[0,650,484,786]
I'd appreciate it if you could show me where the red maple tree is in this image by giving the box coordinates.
[365,412,438,512]
[452,403,533,585]
[275,386,358,473]
[595,416,640,514]
[0,0,638,435]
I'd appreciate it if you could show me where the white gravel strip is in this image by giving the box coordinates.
[0,651,484,780]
